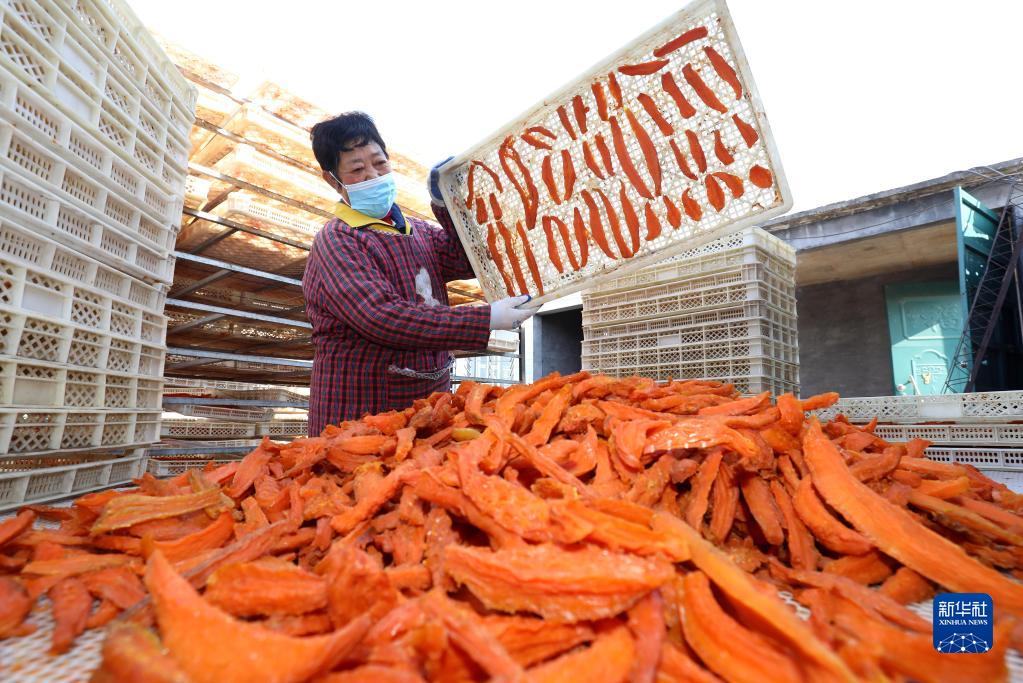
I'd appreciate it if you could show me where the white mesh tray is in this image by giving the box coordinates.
[438,0,791,305]
[814,391,1023,424]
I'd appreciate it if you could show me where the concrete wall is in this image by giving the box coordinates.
[796,262,958,397]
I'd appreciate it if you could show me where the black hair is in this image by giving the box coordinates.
[310,111,389,175]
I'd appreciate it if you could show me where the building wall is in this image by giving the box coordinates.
[796,261,958,397]
[532,308,583,379]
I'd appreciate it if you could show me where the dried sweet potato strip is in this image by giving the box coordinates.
[582,140,606,179]
[0,509,35,547]
[654,26,709,57]
[625,108,662,196]
[527,623,634,683]
[594,133,615,175]
[770,480,818,571]
[561,149,577,202]
[627,590,664,683]
[803,418,1023,614]
[595,186,632,259]
[204,560,327,617]
[661,72,697,119]
[657,641,722,683]
[50,577,91,654]
[541,155,561,204]
[92,489,224,534]
[685,450,723,529]
[0,576,34,638]
[591,81,609,120]
[682,64,727,113]
[446,543,672,621]
[516,220,545,296]
[610,116,653,200]
[581,190,616,259]
[651,513,855,681]
[637,93,674,136]
[704,46,742,99]
[424,591,523,679]
[146,551,371,683]
[878,567,934,605]
[331,462,414,534]
[792,478,872,555]
[909,490,1023,545]
[733,114,760,147]
[486,223,517,296]
[708,463,739,542]
[740,475,784,545]
[823,551,893,586]
[663,196,683,229]
[643,202,662,243]
[497,220,529,295]
[681,571,804,683]
[23,553,134,577]
[669,139,698,180]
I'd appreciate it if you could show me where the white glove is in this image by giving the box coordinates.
[490,295,536,330]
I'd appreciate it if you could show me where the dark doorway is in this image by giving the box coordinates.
[533,308,583,378]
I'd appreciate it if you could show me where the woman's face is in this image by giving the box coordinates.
[328,142,392,202]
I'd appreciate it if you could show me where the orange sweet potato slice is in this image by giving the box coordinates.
[205,558,326,617]
[770,480,819,571]
[331,462,414,533]
[483,614,594,667]
[92,623,192,683]
[145,551,371,683]
[525,623,634,683]
[823,551,893,586]
[422,590,524,679]
[792,478,872,555]
[685,449,723,529]
[0,509,35,547]
[82,565,146,609]
[141,511,234,563]
[0,576,34,639]
[681,571,805,683]
[657,641,723,683]
[22,552,135,578]
[739,475,784,545]
[650,513,855,681]
[803,418,1023,615]
[445,543,674,621]
[50,576,92,654]
[92,489,225,534]
[321,543,399,628]
[909,490,1023,545]
[627,590,665,683]
[878,567,935,605]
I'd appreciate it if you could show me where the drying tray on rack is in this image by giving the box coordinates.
[438,0,791,305]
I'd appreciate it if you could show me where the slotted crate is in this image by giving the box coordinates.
[438,0,790,305]
[591,227,796,294]
[146,457,240,478]
[257,420,309,438]
[160,419,259,439]
[0,1,192,196]
[211,193,321,238]
[183,174,210,209]
[0,409,159,455]
[925,446,1023,472]
[0,453,146,511]
[813,391,1023,424]
[582,277,795,327]
[583,353,797,388]
[873,423,1023,446]
[220,102,318,168]
[167,404,276,422]
[0,358,162,409]
[0,216,167,315]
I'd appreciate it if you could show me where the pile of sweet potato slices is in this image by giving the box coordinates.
[2,372,1022,682]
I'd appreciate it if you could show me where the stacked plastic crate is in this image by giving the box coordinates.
[0,0,195,509]
[814,391,1023,489]
[581,227,799,395]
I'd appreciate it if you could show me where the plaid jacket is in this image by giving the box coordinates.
[303,202,491,433]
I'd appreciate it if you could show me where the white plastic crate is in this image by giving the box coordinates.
[0,1,191,195]
[0,409,159,455]
[581,278,796,327]
[583,334,796,372]
[168,404,276,422]
[487,330,520,354]
[183,174,210,209]
[0,117,178,250]
[0,358,162,409]
[0,216,167,314]
[873,423,1023,446]
[0,453,145,511]
[815,391,1023,424]
[924,446,1023,472]
[257,421,309,438]
[2,0,192,168]
[212,193,321,236]
[589,227,795,293]
[0,171,175,283]
[438,0,790,305]
[583,260,793,310]
[582,350,797,385]
[160,419,258,439]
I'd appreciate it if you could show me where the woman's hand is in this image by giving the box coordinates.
[429,156,454,206]
[489,295,537,330]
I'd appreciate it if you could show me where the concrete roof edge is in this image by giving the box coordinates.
[759,157,1023,232]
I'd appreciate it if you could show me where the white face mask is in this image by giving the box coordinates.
[340,173,398,219]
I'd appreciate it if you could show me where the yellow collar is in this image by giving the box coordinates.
[332,202,409,235]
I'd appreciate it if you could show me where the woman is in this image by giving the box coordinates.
[303,112,534,432]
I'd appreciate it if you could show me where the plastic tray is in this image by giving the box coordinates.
[211,193,321,239]
[221,102,318,168]
[257,420,308,437]
[183,174,211,209]
[581,278,796,327]
[487,330,520,354]
[160,419,258,440]
[0,170,175,283]
[0,357,162,409]
[438,0,790,305]
[924,446,1023,472]
[873,423,1023,446]
[167,404,276,422]
[582,351,798,386]
[583,334,797,372]
[814,391,1023,424]
[146,456,240,477]
[0,408,159,455]
[213,143,336,211]
[0,215,167,314]
[0,453,145,511]
[584,304,795,347]
[0,1,191,195]
[587,226,794,294]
